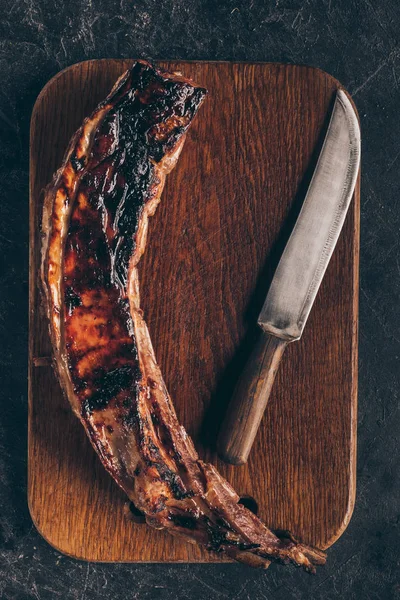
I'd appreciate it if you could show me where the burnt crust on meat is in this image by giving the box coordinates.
[41,60,326,572]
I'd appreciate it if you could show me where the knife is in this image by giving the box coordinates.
[217,90,361,465]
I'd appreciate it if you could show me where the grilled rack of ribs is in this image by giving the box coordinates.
[41,60,326,572]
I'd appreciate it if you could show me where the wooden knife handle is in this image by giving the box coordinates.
[217,332,288,465]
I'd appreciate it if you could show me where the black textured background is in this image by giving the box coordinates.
[0,1,399,598]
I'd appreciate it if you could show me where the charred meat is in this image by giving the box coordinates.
[41,60,326,571]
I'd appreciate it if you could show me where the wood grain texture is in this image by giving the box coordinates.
[29,60,359,563]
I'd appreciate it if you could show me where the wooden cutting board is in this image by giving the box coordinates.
[29,60,359,563]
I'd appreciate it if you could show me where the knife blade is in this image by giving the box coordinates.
[217,90,360,465]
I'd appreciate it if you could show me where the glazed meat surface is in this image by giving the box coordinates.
[41,60,326,571]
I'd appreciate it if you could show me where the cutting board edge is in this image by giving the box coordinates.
[28,59,359,562]
[324,171,360,550]
[26,493,230,564]
[29,58,360,127]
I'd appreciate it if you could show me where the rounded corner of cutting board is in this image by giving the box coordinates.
[28,487,126,563]
[30,63,78,125]
[323,476,357,549]
[27,493,82,561]
[29,59,359,562]
[299,64,360,120]
[325,502,356,550]
[30,60,124,131]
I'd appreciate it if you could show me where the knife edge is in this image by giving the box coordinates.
[258,90,361,341]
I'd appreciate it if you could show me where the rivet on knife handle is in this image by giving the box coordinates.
[217,90,361,465]
[217,332,288,465]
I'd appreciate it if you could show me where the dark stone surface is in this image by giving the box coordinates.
[0,0,399,598]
